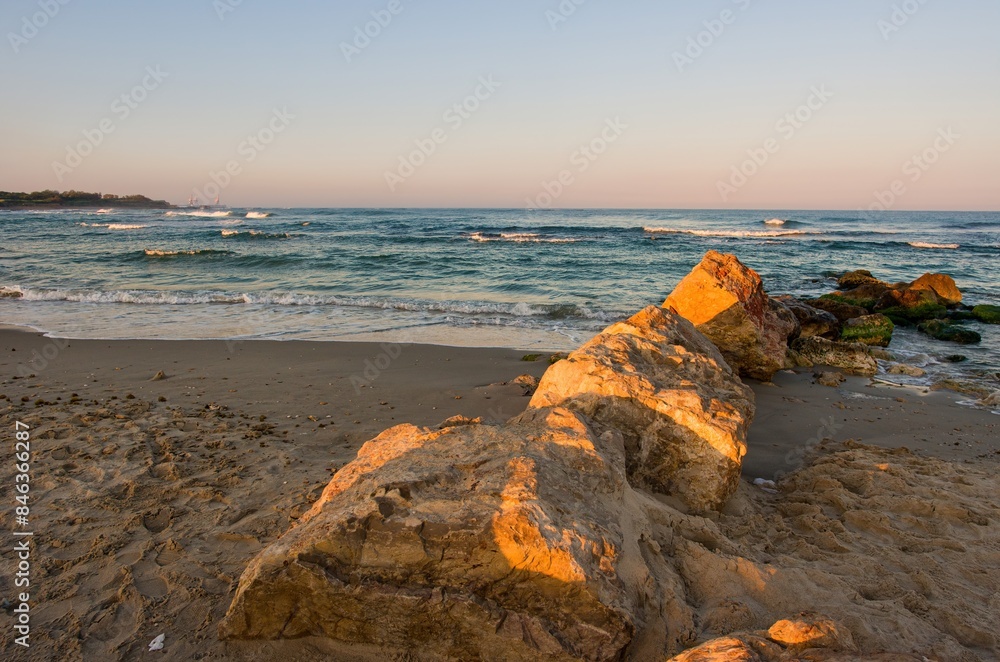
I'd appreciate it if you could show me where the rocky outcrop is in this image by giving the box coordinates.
[774,296,840,339]
[840,314,894,347]
[917,319,982,345]
[790,337,878,376]
[664,251,798,381]
[827,270,963,324]
[220,408,647,660]
[220,305,755,659]
[529,305,755,512]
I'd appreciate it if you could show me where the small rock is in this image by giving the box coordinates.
[887,363,926,378]
[814,371,846,388]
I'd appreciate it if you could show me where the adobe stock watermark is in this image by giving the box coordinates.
[717,85,834,202]
[51,66,169,183]
[15,337,71,379]
[213,0,245,21]
[341,0,408,63]
[776,414,843,478]
[384,75,502,192]
[672,0,753,73]
[878,0,931,41]
[525,117,628,209]
[350,342,412,394]
[7,0,72,54]
[190,107,295,203]
[859,127,958,218]
[545,0,588,31]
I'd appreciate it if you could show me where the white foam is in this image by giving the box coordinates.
[5,286,620,320]
[909,242,959,250]
[246,211,272,219]
[79,223,147,230]
[763,218,787,226]
[165,210,234,218]
[468,232,579,244]
[644,227,816,238]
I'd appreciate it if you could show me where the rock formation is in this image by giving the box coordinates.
[220,306,755,660]
[664,251,798,381]
[529,305,755,512]
[220,408,647,660]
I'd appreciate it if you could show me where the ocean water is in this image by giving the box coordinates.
[1,208,998,394]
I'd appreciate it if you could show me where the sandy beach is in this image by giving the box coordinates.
[1,326,998,660]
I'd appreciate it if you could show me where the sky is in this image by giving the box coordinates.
[0,0,997,210]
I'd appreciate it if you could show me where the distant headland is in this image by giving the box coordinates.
[0,190,174,209]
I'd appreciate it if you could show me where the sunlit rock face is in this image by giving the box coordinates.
[220,407,663,661]
[666,614,857,661]
[664,251,798,381]
[529,306,755,513]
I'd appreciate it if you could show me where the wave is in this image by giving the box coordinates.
[143,249,234,257]
[79,222,147,230]
[245,211,272,219]
[763,218,787,226]
[1,286,622,321]
[909,242,960,250]
[165,210,234,218]
[220,229,293,239]
[643,227,819,238]
[467,231,581,244]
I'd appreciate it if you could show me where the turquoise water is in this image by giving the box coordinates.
[1,207,998,390]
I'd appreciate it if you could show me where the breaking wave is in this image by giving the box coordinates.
[909,242,960,250]
[466,231,581,244]
[643,227,818,238]
[0,285,622,321]
[165,210,234,218]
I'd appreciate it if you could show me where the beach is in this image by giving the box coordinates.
[1,326,998,660]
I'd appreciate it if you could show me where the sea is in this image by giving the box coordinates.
[1,208,998,400]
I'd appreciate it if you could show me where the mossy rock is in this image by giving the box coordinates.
[820,293,878,312]
[548,353,569,365]
[878,303,948,323]
[840,314,894,347]
[917,320,982,345]
[973,305,1000,324]
[521,354,542,362]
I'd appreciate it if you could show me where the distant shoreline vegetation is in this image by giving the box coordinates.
[0,190,173,209]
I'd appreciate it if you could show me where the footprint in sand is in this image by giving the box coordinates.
[155,539,184,566]
[142,508,172,534]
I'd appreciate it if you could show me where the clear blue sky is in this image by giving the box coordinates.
[1,0,997,209]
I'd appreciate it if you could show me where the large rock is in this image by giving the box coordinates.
[664,251,798,381]
[529,305,755,512]
[837,269,881,291]
[790,337,879,376]
[220,408,650,660]
[875,288,947,323]
[972,304,1000,324]
[840,314,894,347]
[917,319,982,345]
[907,273,962,306]
[774,296,840,339]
